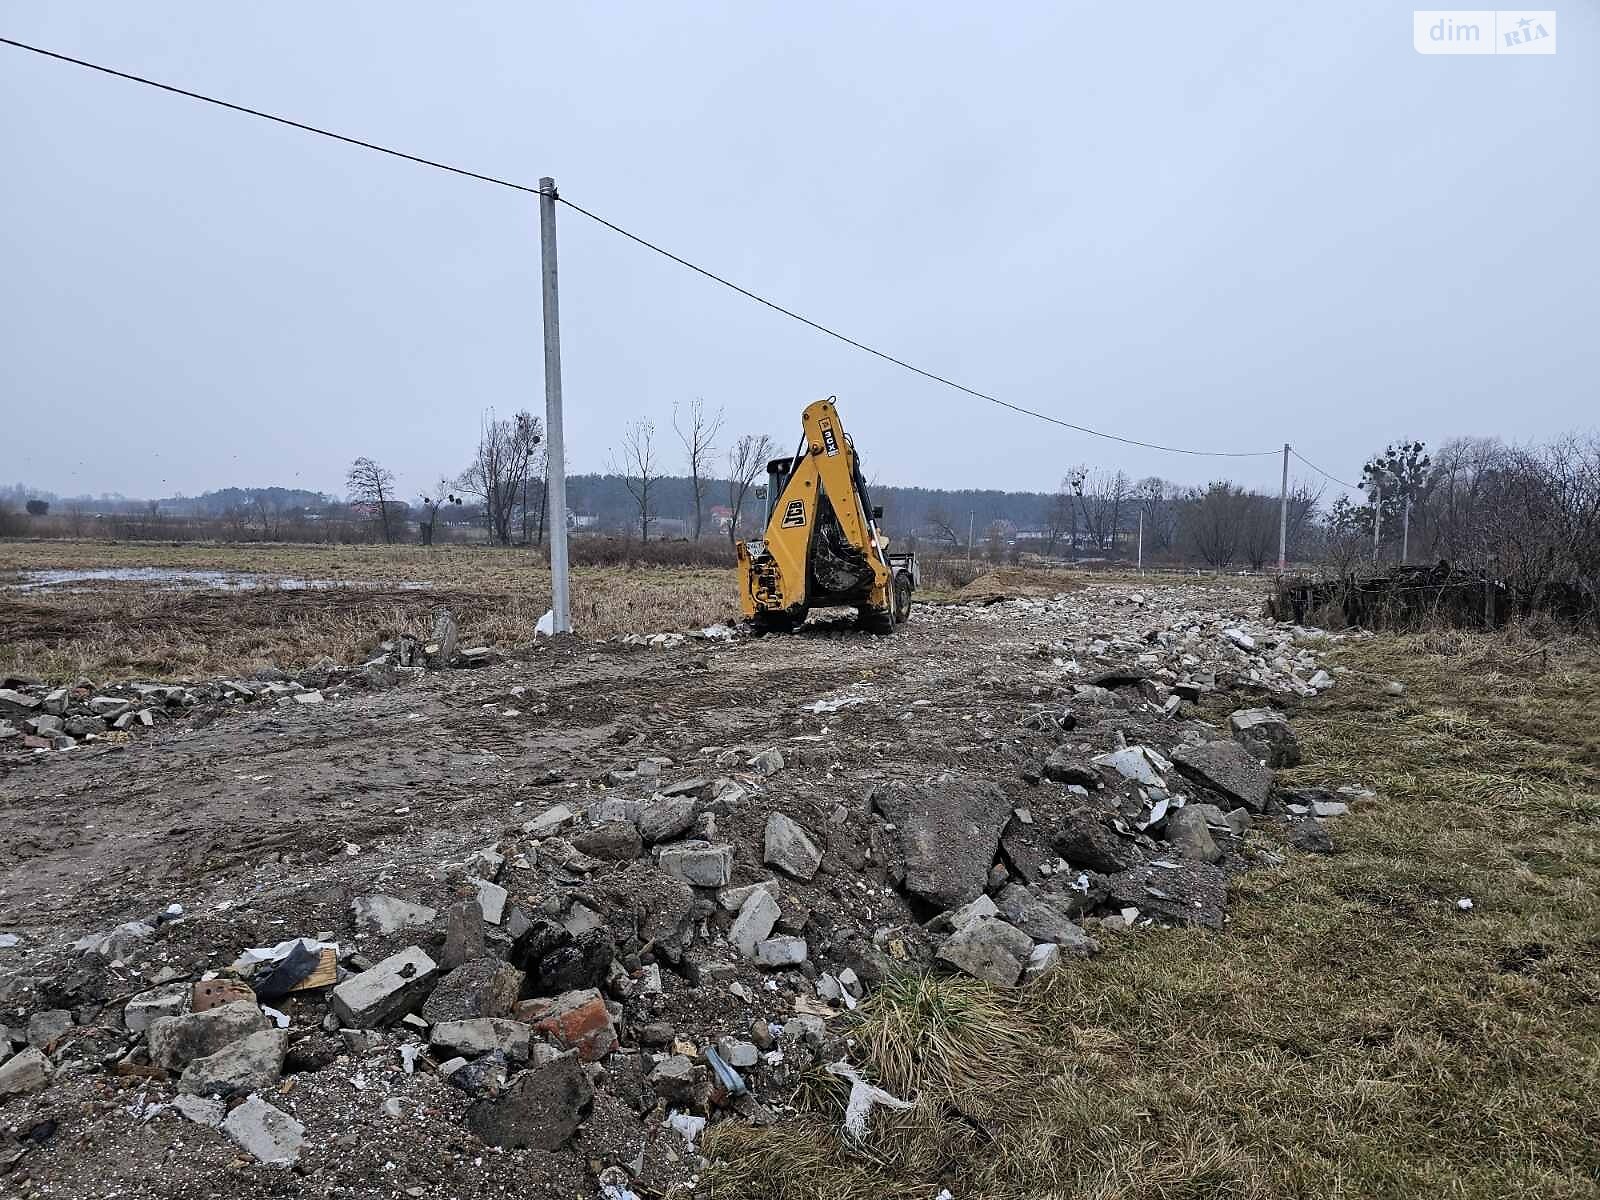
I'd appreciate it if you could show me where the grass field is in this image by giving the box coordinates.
[0,539,736,682]
[705,629,1600,1200]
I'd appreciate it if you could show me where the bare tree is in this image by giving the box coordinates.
[983,520,1009,564]
[609,419,660,541]
[418,481,461,547]
[1240,493,1280,569]
[1136,477,1181,555]
[1182,481,1248,568]
[1319,494,1370,576]
[924,504,963,548]
[1043,486,1074,556]
[1080,469,1132,553]
[252,493,282,540]
[346,456,397,544]
[458,410,542,546]
[727,432,776,545]
[674,397,725,540]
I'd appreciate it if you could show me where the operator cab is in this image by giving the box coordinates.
[764,457,796,523]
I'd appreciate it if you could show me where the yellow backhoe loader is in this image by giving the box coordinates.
[736,397,918,633]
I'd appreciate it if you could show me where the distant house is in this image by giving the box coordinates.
[568,512,598,529]
[710,504,734,533]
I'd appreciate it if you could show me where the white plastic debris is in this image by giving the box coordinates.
[535,609,555,637]
[825,1062,916,1140]
[231,937,336,973]
[400,1044,422,1074]
[1092,745,1170,788]
[262,1005,289,1029]
[668,1110,706,1148]
[697,623,736,641]
[802,695,871,714]
[1457,898,1474,911]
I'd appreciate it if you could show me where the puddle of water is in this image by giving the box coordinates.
[4,568,431,593]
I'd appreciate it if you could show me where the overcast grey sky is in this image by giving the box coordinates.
[3,3,1595,503]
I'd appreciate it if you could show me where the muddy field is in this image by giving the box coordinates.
[5,575,1594,1199]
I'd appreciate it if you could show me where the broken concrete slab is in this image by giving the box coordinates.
[638,797,696,844]
[1164,807,1222,863]
[352,895,438,936]
[1105,861,1228,928]
[1054,808,1143,874]
[465,1054,592,1150]
[994,885,1095,950]
[1041,750,1100,788]
[730,889,781,959]
[26,1009,71,1049]
[522,804,577,838]
[876,773,1011,909]
[473,878,509,925]
[441,899,486,970]
[173,1094,226,1127]
[1172,741,1273,812]
[124,982,189,1034]
[763,813,823,881]
[420,955,521,1024]
[149,1000,270,1070]
[430,1017,532,1063]
[656,842,733,887]
[1022,942,1061,983]
[178,1028,289,1098]
[936,916,1033,987]
[573,821,643,861]
[1229,707,1302,768]
[330,946,438,1028]
[0,1047,50,1098]
[222,1094,305,1166]
[753,936,808,968]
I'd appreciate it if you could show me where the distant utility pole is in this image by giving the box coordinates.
[1372,478,1383,565]
[1401,497,1411,565]
[539,177,571,634]
[967,511,974,565]
[1278,442,1289,572]
[1137,509,1144,572]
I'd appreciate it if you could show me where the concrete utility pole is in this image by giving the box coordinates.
[1401,497,1411,565]
[539,177,571,634]
[1372,479,1383,564]
[967,511,974,565]
[1278,442,1289,572]
[1137,509,1144,572]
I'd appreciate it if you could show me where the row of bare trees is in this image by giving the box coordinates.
[608,400,776,544]
[1319,434,1600,611]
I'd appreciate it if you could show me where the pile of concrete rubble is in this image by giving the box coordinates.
[0,611,491,754]
[1,592,1368,1192]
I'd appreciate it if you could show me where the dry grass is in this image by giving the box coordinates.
[706,629,1600,1200]
[0,540,735,682]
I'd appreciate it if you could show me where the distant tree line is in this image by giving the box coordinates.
[7,430,1597,606]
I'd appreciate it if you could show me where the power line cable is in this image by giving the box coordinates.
[552,195,1280,459]
[0,35,542,195]
[1290,448,1361,490]
[2,33,1281,460]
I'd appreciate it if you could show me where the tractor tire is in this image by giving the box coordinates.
[891,572,914,624]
